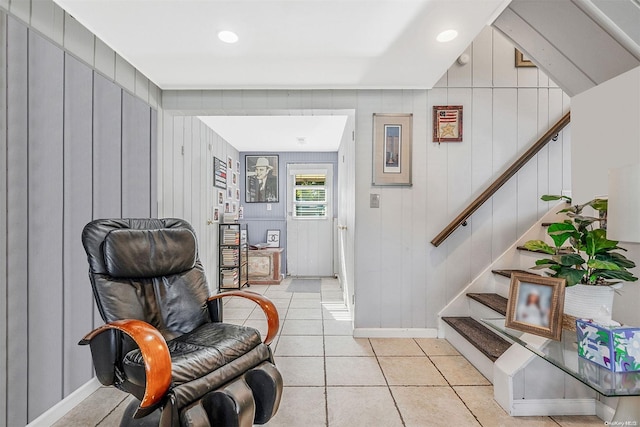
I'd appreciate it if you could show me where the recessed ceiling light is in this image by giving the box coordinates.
[436,29,458,43]
[218,30,239,44]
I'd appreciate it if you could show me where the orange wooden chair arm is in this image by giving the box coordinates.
[79,319,171,416]
[208,291,280,345]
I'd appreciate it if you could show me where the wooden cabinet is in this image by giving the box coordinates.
[248,248,284,285]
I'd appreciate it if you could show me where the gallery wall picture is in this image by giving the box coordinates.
[246,155,279,202]
[214,157,227,189]
[433,106,463,143]
[505,273,566,341]
[372,113,412,186]
[266,230,280,248]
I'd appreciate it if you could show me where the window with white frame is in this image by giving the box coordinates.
[293,174,327,218]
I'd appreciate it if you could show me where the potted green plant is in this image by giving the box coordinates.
[522,195,637,320]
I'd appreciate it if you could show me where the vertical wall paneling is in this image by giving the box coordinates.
[122,91,151,217]
[469,88,494,278]
[62,53,94,396]
[172,116,184,217]
[93,73,122,218]
[516,88,539,236]
[2,6,160,421]
[6,17,29,426]
[425,88,449,328]
[28,30,65,420]
[183,117,193,221]
[0,11,7,426]
[536,89,551,216]
[445,88,473,303]
[151,109,158,217]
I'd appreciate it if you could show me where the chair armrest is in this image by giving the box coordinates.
[208,291,280,345]
[79,319,171,417]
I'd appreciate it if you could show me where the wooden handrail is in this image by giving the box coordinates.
[431,111,571,247]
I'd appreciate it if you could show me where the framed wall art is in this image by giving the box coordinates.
[433,106,462,142]
[505,273,566,341]
[515,48,536,68]
[372,113,412,186]
[213,157,227,189]
[266,230,280,248]
[246,155,279,202]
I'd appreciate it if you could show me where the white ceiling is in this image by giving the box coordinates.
[53,0,510,90]
[198,115,349,152]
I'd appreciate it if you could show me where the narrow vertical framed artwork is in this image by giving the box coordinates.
[372,113,412,186]
[433,106,463,142]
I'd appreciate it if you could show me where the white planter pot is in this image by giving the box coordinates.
[564,284,618,321]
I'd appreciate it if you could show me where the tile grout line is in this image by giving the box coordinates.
[369,338,407,427]
[422,342,485,427]
[320,287,329,427]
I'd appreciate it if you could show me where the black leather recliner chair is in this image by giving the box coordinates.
[79,218,282,426]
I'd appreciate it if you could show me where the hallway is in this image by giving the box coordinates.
[54,278,602,426]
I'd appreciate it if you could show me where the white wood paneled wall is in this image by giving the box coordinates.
[162,28,571,332]
[157,114,240,289]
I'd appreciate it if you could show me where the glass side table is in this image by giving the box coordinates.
[482,318,640,423]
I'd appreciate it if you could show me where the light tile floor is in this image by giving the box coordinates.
[54,278,604,427]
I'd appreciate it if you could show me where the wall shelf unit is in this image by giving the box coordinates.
[218,223,249,290]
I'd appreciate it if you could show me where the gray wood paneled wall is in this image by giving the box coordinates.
[1,14,158,425]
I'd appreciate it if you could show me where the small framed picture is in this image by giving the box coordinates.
[213,208,219,222]
[213,157,227,189]
[232,172,238,186]
[227,156,233,170]
[433,106,463,142]
[515,48,536,68]
[236,160,240,173]
[218,190,224,206]
[236,188,240,201]
[506,273,566,341]
[232,203,237,213]
[227,187,233,199]
[372,113,412,186]
[225,202,230,213]
[266,229,280,248]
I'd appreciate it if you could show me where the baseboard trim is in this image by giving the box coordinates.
[595,399,615,422]
[510,398,597,416]
[26,377,101,427]
[353,328,438,338]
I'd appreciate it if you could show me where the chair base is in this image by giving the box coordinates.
[120,362,282,427]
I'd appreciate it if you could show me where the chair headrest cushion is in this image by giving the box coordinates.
[103,228,197,278]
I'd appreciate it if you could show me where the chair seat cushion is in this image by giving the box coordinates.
[123,322,263,387]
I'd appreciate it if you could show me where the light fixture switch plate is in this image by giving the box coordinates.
[370,194,380,208]
[267,204,272,211]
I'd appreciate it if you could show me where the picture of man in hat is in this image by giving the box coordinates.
[247,156,278,202]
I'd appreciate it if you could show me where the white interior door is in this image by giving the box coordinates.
[286,164,334,277]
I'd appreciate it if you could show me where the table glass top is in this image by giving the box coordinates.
[482,318,640,397]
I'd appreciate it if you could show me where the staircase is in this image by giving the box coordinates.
[437,203,567,381]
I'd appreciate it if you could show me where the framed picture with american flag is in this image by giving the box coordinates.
[433,105,463,142]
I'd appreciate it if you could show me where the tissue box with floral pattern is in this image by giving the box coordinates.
[576,319,640,372]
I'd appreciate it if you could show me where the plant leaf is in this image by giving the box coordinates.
[587,259,621,270]
[589,199,608,212]
[595,252,636,269]
[522,240,555,255]
[553,253,585,267]
[594,270,639,282]
[553,267,585,286]
[541,194,571,203]
[547,222,578,247]
[585,229,619,256]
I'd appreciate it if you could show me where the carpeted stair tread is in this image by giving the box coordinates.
[442,316,511,362]
[516,246,573,255]
[466,293,507,316]
[491,269,540,279]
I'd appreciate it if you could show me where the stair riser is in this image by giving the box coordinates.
[469,298,505,320]
[442,322,496,383]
